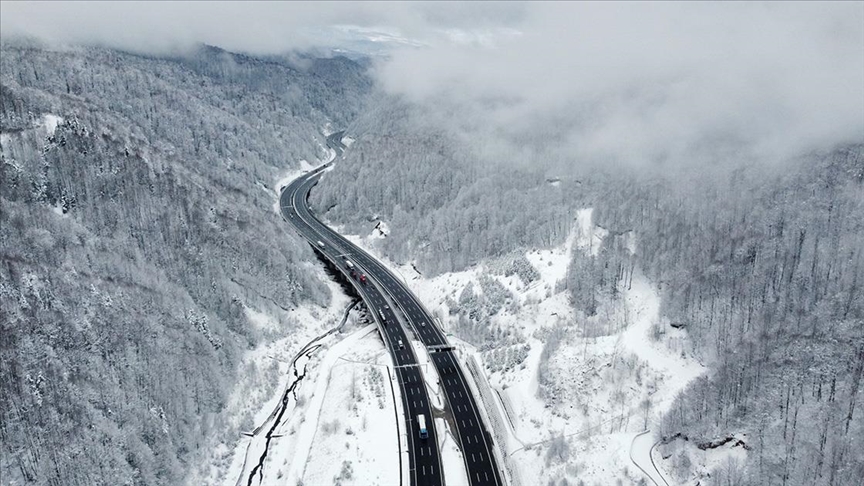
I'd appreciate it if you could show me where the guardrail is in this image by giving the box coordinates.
[495,389,518,432]
[465,356,522,486]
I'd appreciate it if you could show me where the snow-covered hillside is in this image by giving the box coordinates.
[0,45,374,486]
[215,170,724,485]
[187,277,358,485]
[334,208,708,485]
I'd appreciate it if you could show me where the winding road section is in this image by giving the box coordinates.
[279,139,503,486]
[281,165,444,486]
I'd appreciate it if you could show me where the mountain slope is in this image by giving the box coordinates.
[0,44,370,485]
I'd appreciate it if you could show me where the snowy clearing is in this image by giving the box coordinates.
[299,327,400,486]
[42,114,63,135]
[272,324,397,486]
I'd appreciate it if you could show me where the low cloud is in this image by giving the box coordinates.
[0,2,524,55]
[3,2,861,166]
[376,2,864,166]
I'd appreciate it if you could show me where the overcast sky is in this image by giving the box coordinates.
[3,1,862,165]
[0,2,525,53]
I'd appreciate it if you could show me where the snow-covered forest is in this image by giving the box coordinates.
[2,2,863,485]
[311,97,580,274]
[312,97,864,484]
[0,42,370,484]
[601,150,864,485]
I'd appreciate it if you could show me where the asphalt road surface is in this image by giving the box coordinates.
[279,161,503,486]
[281,167,443,486]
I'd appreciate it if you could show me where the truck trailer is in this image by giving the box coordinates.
[417,414,428,439]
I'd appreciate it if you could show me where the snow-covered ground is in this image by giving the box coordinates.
[263,323,398,486]
[331,208,707,485]
[299,327,401,486]
[0,113,64,147]
[186,277,356,485]
[189,279,410,486]
[42,114,63,136]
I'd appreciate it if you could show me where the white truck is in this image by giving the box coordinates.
[417,414,428,439]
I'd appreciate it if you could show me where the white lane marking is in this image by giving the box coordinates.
[472,453,476,463]
[290,188,455,483]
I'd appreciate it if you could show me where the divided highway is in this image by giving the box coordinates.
[279,157,503,486]
[281,166,443,486]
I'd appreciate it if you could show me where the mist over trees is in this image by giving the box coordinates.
[311,90,863,484]
[311,97,579,275]
[0,44,370,485]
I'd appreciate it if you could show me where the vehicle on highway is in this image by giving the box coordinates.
[282,169,504,485]
[417,414,428,439]
[316,240,325,248]
[379,308,387,322]
[346,260,355,270]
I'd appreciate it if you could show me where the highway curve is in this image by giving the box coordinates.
[278,138,503,486]
[281,167,444,486]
